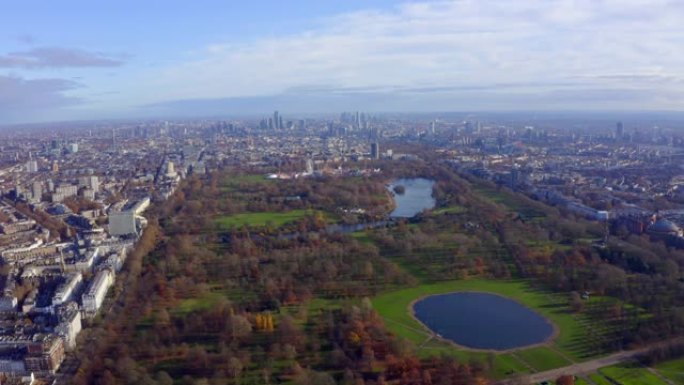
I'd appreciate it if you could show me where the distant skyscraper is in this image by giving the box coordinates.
[616,121,624,138]
[465,121,474,134]
[166,161,176,177]
[79,176,100,193]
[31,181,42,202]
[279,116,284,130]
[370,126,379,140]
[370,142,380,159]
[274,111,280,129]
[25,160,38,173]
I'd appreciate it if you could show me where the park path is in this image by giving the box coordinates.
[646,367,675,385]
[494,337,684,385]
[578,375,598,385]
[509,352,537,373]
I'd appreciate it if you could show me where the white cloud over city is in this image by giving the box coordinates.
[137,0,684,113]
[3,0,684,122]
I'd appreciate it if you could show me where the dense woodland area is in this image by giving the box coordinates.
[70,158,684,385]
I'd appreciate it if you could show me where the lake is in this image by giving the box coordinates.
[388,178,436,218]
[412,292,554,350]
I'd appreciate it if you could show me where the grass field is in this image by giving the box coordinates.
[654,356,684,384]
[431,205,466,215]
[174,291,226,315]
[589,373,614,385]
[215,209,321,229]
[220,174,271,190]
[471,183,550,219]
[515,346,572,371]
[372,279,594,377]
[600,363,670,385]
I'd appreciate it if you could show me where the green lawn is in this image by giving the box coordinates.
[220,174,271,190]
[654,356,684,385]
[432,205,466,215]
[516,346,572,371]
[372,279,594,377]
[215,209,321,229]
[600,363,670,385]
[472,183,550,219]
[350,231,373,244]
[493,354,533,378]
[174,291,227,315]
[589,373,614,385]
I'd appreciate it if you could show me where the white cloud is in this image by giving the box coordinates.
[125,0,684,111]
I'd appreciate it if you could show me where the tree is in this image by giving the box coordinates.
[227,357,243,378]
[569,291,584,313]
[265,313,275,332]
[155,371,174,385]
[227,314,252,340]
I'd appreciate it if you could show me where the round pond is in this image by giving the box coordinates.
[412,292,555,351]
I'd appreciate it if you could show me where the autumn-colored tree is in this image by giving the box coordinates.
[265,313,275,332]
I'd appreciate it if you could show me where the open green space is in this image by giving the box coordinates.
[472,182,550,219]
[350,230,373,244]
[515,346,572,371]
[373,279,595,378]
[600,363,669,385]
[220,174,271,189]
[588,373,614,385]
[654,356,684,384]
[494,354,533,378]
[431,205,466,215]
[174,291,226,315]
[215,209,323,229]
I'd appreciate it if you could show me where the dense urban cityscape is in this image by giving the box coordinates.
[5,1,684,384]
[0,111,681,384]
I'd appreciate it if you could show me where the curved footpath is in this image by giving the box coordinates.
[494,337,684,385]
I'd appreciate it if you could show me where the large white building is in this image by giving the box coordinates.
[55,304,82,351]
[25,160,38,173]
[107,198,149,237]
[81,269,113,317]
[78,176,99,193]
[108,212,137,237]
[31,181,42,203]
[52,185,78,202]
[52,273,82,307]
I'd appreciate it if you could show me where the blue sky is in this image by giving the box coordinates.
[2,0,684,124]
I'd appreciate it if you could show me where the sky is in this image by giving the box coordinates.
[1,0,684,124]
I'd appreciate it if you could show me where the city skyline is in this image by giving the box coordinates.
[2,0,684,124]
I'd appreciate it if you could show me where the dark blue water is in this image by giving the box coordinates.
[388,178,436,218]
[413,292,554,350]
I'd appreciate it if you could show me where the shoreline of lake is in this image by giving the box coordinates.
[407,290,560,353]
